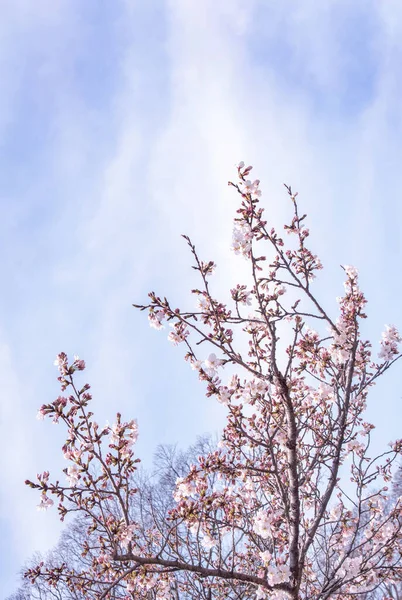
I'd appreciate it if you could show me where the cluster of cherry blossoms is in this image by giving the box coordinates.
[28,353,141,523]
[139,162,402,599]
[232,221,254,257]
[230,164,261,258]
[379,324,402,362]
[25,164,402,600]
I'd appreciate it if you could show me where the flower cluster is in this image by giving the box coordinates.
[379,324,402,362]
[148,309,166,330]
[253,508,275,539]
[168,321,190,345]
[231,222,254,257]
[25,165,402,600]
[110,417,139,459]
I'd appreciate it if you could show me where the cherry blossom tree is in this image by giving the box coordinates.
[24,163,402,599]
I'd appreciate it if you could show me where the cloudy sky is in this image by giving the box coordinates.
[1,0,402,596]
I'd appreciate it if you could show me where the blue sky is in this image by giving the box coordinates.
[1,1,402,596]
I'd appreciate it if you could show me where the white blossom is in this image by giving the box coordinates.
[66,464,80,487]
[232,222,253,257]
[203,353,223,376]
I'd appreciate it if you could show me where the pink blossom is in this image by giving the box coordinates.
[53,352,68,375]
[196,295,210,311]
[37,493,54,511]
[259,550,272,565]
[203,353,223,376]
[167,330,184,345]
[242,179,262,197]
[343,265,359,280]
[110,422,122,445]
[148,310,165,330]
[37,471,50,484]
[173,477,195,501]
[66,464,80,487]
[242,290,252,305]
[339,556,361,579]
[267,563,290,585]
[241,379,269,403]
[118,524,136,550]
[329,503,343,521]
[231,223,253,257]
[36,406,46,420]
[126,420,139,445]
[110,419,138,455]
[253,509,273,539]
[167,323,189,346]
[217,386,231,405]
[379,324,401,361]
[97,553,110,565]
[72,355,86,370]
[347,440,365,455]
[190,359,202,371]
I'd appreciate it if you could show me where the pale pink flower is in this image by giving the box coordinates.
[53,353,68,374]
[241,379,269,403]
[232,223,253,257]
[382,324,402,343]
[260,550,272,565]
[267,563,290,585]
[73,355,86,370]
[110,420,138,455]
[218,386,231,405]
[347,440,364,455]
[242,179,262,197]
[173,477,195,501]
[36,406,46,420]
[167,331,183,345]
[97,553,110,565]
[339,556,361,579]
[204,353,223,375]
[242,479,257,505]
[331,346,349,365]
[110,422,122,445]
[148,310,165,330]
[126,419,139,445]
[168,324,189,346]
[379,324,401,361]
[37,471,50,484]
[37,493,54,511]
[253,509,273,539]
[66,464,80,487]
[343,265,359,280]
[242,291,252,305]
[329,503,343,521]
[118,524,136,550]
[190,359,202,371]
[196,295,210,311]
